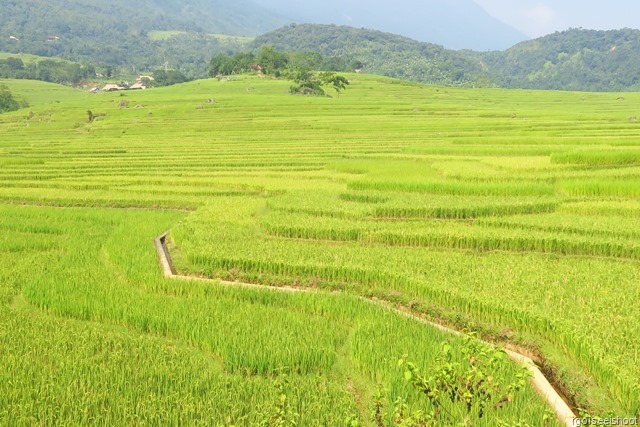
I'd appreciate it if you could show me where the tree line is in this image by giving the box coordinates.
[209,46,351,96]
[0,84,27,113]
[0,57,96,85]
[209,46,361,77]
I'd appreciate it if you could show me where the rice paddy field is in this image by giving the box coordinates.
[0,74,639,425]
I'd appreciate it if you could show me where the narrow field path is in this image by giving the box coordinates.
[155,231,576,426]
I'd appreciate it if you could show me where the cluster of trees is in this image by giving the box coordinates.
[0,56,190,88]
[288,69,349,96]
[252,24,487,87]
[150,69,189,86]
[0,84,27,113]
[0,57,96,85]
[209,46,351,96]
[209,46,360,77]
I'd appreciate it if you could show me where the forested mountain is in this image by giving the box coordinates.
[255,25,640,91]
[0,0,287,75]
[251,24,488,87]
[252,0,527,51]
[1,0,640,91]
[481,28,640,91]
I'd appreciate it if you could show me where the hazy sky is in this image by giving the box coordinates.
[474,1,640,37]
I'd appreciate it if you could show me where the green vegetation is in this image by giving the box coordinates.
[0,83,26,112]
[0,74,639,423]
[288,70,349,96]
[392,336,536,425]
[209,47,351,96]
[2,0,640,91]
[0,0,284,78]
[483,28,640,91]
[209,47,355,77]
[0,56,96,85]
[255,25,640,91]
[149,31,254,45]
[252,24,486,87]
[0,203,550,425]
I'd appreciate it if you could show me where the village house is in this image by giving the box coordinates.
[102,84,124,92]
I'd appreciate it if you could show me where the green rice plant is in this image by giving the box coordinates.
[3,73,640,420]
[348,179,554,196]
[557,177,640,197]
[0,204,561,425]
[552,149,640,166]
[558,200,640,217]
[477,212,640,239]
[370,196,558,219]
[172,193,640,415]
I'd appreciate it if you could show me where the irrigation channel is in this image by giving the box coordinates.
[155,231,576,426]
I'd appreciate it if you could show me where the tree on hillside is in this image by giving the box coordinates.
[209,52,256,76]
[0,85,25,113]
[318,71,349,94]
[0,58,94,85]
[153,69,189,86]
[4,57,25,71]
[256,45,289,75]
[287,68,349,96]
[287,66,322,95]
[288,51,323,71]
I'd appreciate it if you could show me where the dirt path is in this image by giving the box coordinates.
[154,231,576,427]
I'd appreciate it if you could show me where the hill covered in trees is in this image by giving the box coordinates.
[253,0,527,50]
[0,0,287,76]
[1,0,640,92]
[254,25,640,91]
[481,28,640,91]
[251,24,488,87]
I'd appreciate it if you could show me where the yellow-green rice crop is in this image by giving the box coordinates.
[1,73,638,422]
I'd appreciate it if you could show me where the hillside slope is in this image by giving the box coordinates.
[0,0,287,73]
[482,28,640,91]
[2,0,639,91]
[256,25,640,91]
[253,0,527,50]
[251,24,488,86]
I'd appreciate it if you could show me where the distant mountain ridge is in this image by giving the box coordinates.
[255,25,640,91]
[0,0,288,39]
[0,0,524,54]
[0,0,288,73]
[1,0,639,91]
[253,0,528,50]
[482,28,640,91]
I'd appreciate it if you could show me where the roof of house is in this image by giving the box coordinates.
[103,84,124,91]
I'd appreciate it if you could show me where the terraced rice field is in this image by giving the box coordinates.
[0,74,638,424]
